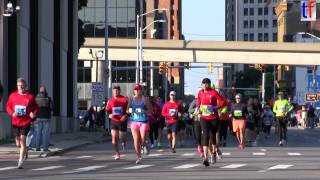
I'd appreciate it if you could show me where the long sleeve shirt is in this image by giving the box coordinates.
[197,89,227,120]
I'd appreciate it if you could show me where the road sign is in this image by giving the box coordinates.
[92,82,104,106]
[305,93,318,102]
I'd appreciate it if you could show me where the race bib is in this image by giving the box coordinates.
[113,107,123,115]
[169,109,177,116]
[233,110,242,117]
[15,105,27,116]
[135,108,142,113]
[278,106,285,113]
[202,105,215,116]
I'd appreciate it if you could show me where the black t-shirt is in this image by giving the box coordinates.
[232,103,247,120]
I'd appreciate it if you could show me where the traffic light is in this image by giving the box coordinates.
[208,63,214,74]
[284,65,290,71]
[254,64,266,71]
[159,62,165,74]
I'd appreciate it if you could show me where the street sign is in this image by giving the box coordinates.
[92,82,104,106]
[305,93,318,102]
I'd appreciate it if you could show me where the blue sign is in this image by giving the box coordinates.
[307,74,320,91]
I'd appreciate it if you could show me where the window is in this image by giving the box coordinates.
[244,0,248,3]
[244,8,248,16]
[244,34,249,41]
[250,33,254,41]
[273,8,276,15]
[78,61,92,83]
[258,33,263,41]
[264,33,269,41]
[243,20,248,28]
[258,8,263,15]
[250,0,254,3]
[264,20,269,28]
[273,20,277,27]
[258,20,263,28]
[264,7,268,15]
[250,20,254,28]
[273,33,277,41]
[250,8,254,16]
[258,0,263,3]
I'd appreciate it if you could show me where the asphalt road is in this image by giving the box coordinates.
[1,127,320,180]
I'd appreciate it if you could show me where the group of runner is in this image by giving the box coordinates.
[105,77,294,166]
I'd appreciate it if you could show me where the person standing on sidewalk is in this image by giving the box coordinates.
[127,84,152,164]
[197,78,227,166]
[162,91,183,153]
[6,78,39,169]
[273,91,293,146]
[34,86,52,157]
[105,85,128,160]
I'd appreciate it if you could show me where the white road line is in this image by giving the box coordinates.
[157,149,164,152]
[148,154,163,157]
[268,165,293,170]
[183,153,195,156]
[288,153,301,156]
[260,149,267,152]
[123,165,154,170]
[112,154,126,158]
[63,165,105,174]
[222,152,231,156]
[253,152,265,156]
[31,166,64,171]
[220,164,247,169]
[174,164,201,169]
[0,166,16,171]
[76,156,93,159]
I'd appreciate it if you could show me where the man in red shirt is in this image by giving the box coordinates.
[161,91,182,153]
[105,85,128,160]
[197,78,227,166]
[6,78,39,169]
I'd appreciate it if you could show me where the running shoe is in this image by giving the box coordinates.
[216,149,222,160]
[122,142,127,153]
[114,153,120,160]
[171,148,176,153]
[279,140,283,146]
[144,145,150,155]
[17,160,23,169]
[203,159,210,167]
[150,144,155,149]
[135,157,142,164]
[157,141,161,148]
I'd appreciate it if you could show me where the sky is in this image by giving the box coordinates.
[182,0,225,96]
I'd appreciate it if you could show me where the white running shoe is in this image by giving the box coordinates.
[114,153,120,160]
[135,158,142,164]
[17,160,23,169]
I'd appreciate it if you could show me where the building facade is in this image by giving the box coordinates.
[0,0,79,139]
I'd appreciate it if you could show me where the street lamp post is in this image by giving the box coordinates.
[2,1,20,17]
[89,49,104,82]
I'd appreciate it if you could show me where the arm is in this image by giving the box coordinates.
[273,101,278,114]
[161,103,168,118]
[215,91,227,109]
[29,96,40,119]
[6,95,15,116]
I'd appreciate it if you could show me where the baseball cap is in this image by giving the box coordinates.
[169,91,176,96]
[235,93,242,99]
[134,84,142,90]
[202,78,211,84]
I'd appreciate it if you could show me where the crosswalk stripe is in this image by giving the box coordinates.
[174,164,201,169]
[112,154,127,158]
[123,165,154,170]
[220,164,247,169]
[182,153,195,156]
[260,149,267,152]
[0,166,16,171]
[157,149,164,152]
[148,154,163,157]
[253,152,265,156]
[63,165,105,174]
[31,166,64,171]
[288,153,301,156]
[222,152,231,156]
[76,156,93,159]
[268,164,293,170]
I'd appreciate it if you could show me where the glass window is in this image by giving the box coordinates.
[117,23,128,37]
[264,7,268,15]
[249,8,254,16]
[95,8,105,23]
[264,33,269,41]
[95,24,105,37]
[108,8,116,23]
[128,26,135,38]
[258,20,262,28]
[250,33,254,41]
[117,0,127,7]
[258,33,263,41]
[273,33,277,41]
[244,34,248,41]
[87,0,95,7]
[95,0,105,7]
[258,0,262,3]
[79,9,85,21]
[108,0,117,7]
[244,8,248,16]
[84,23,95,37]
[128,7,136,23]
[117,8,128,23]
[244,0,248,3]
[250,0,254,3]
[108,23,117,37]
[250,20,254,28]
[128,0,135,7]
[84,69,92,82]
[273,20,277,27]
[84,8,95,23]
[244,20,248,28]
[264,20,269,28]
[258,8,262,15]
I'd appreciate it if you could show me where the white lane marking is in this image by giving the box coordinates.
[288,153,301,156]
[63,165,105,174]
[112,154,126,158]
[76,156,93,159]
[222,152,231,156]
[220,164,247,169]
[148,154,163,157]
[31,166,64,171]
[0,166,16,171]
[260,149,267,152]
[253,152,265,156]
[174,164,201,169]
[157,149,164,152]
[123,165,154,170]
[183,153,195,156]
[268,165,293,170]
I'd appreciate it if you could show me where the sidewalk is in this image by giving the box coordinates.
[0,131,110,158]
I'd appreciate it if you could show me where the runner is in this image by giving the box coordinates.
[162,91,182,153]
[273,91,293,146]
[197,78,227,166]
[218,95,231,147]
[231,94,247,149]
[105,85,128,160]
[261,105,274,138]
[128,84,152,164]
[149,96,161,149]
[6,78,39,169]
